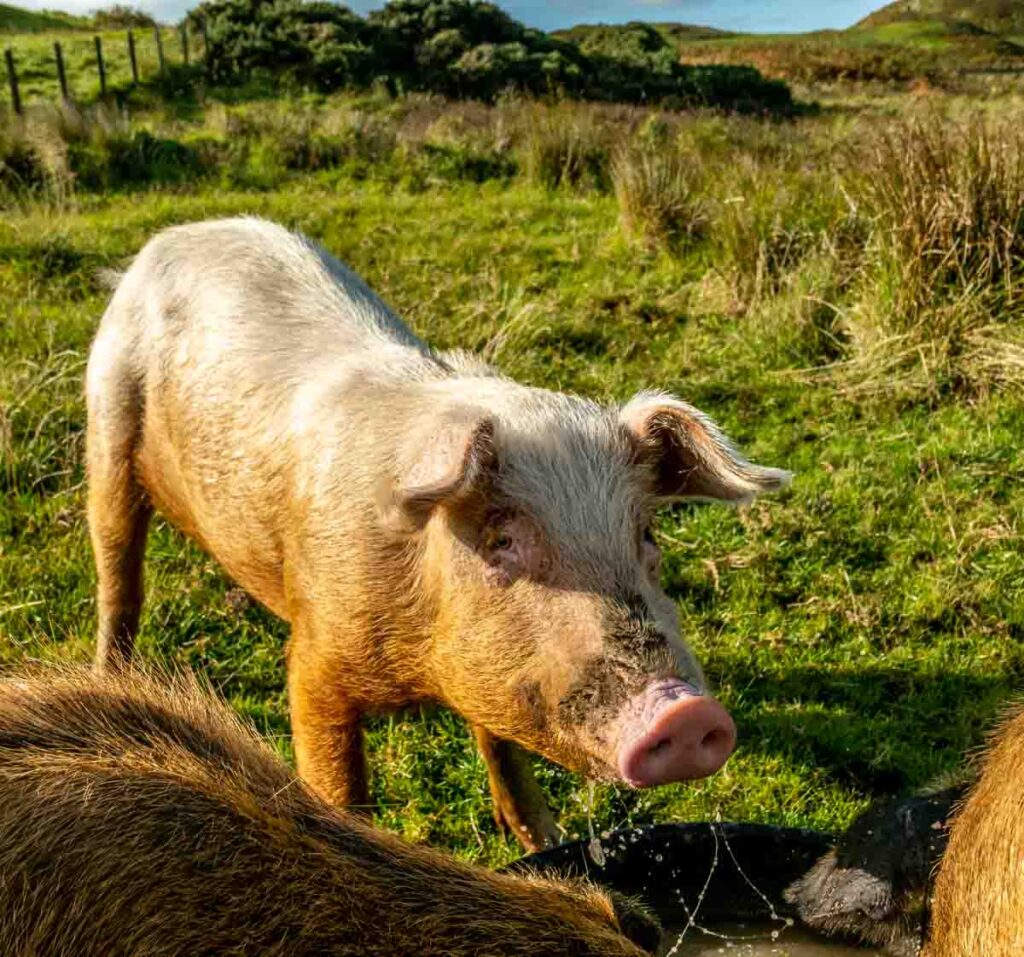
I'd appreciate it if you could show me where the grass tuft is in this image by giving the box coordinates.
[611,142,707,252]
[516,103,612,192]
[845,116,1024,394]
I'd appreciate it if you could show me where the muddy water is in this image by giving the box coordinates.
[659,921,884,956]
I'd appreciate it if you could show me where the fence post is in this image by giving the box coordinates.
[201,18,210,68]
[4,48,20,116]
[153,25,165,76]
[54,41,69,102]
[180,23,189,65]
[94,35,107,96]
[127,30,139,84]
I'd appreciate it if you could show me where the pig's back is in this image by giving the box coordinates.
[125,216,425,366]
[89,218,433,613]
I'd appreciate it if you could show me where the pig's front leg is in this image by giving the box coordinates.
[287,638,371,812]
[473,725,561,852]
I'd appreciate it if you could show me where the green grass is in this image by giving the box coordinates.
[1,90,1023,870]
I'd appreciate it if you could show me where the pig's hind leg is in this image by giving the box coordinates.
[473,725,561,852]
[87,350,152,670]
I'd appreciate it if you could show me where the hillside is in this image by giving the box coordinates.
[858,0,1024,36]
[651,11,1024,85]
[0,1,88,32]
[554,22,735,46]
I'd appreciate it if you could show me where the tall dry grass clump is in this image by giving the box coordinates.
[611,144,707,252]
[515,103,612,191]
[0,104,80,207]
[847,117,1024,393]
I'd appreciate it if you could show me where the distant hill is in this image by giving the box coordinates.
[554,22,734,46]
[657,16,1023,85]
[857,1,1024,36]
[0,1,88,31]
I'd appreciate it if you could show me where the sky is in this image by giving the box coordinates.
[10,0,887,34]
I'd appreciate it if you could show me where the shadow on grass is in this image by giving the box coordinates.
[718,660,1014,794]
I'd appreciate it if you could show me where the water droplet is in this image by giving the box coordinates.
[655,853,664,862]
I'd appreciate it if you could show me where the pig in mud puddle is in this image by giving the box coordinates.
[87,217,791,850]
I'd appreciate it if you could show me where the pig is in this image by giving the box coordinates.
[0,664,661,956]
[787,704,1024,957]
[923,703,1024,957]
[784,783,965,956]
[86,216,791,851]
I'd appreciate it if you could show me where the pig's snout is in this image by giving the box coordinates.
[616,679,736,788]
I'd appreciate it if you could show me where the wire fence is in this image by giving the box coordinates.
[3,21,210,115]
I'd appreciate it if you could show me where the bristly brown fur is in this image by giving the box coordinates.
[0,664,654,957]
[923,702,1024,957]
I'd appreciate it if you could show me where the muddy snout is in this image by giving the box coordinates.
[615,679,736,788]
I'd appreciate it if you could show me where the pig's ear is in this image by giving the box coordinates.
[621,391,792,504]
[384,409,496,531]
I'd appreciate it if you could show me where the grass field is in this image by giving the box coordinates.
[1,83,1023,869]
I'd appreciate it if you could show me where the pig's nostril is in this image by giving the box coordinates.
[701,726,732,755]
[648,738,670,754]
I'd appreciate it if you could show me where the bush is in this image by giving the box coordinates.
[92,5,156,29]
[187,0,793,112]
[193,0,378,89]
[564,22,794,112]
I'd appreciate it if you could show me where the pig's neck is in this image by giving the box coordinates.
[359,525,445,702]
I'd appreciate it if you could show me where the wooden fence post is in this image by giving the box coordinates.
[94,35,107,96]
[127,30,139,84]
[54,41,69,102]
[201,18,210,67]
[4,48,20,116]
[153,25,165,76]
[180,23,189,65]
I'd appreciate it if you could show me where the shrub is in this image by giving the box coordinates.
[192,0,378,89]
[92,5,156,29]
[187,0,793,111]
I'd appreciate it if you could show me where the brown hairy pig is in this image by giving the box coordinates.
[0,665,660,957]
[923,703,1024,957]
[86,216,791,850]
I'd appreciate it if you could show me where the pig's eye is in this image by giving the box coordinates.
[480,514,549,585]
